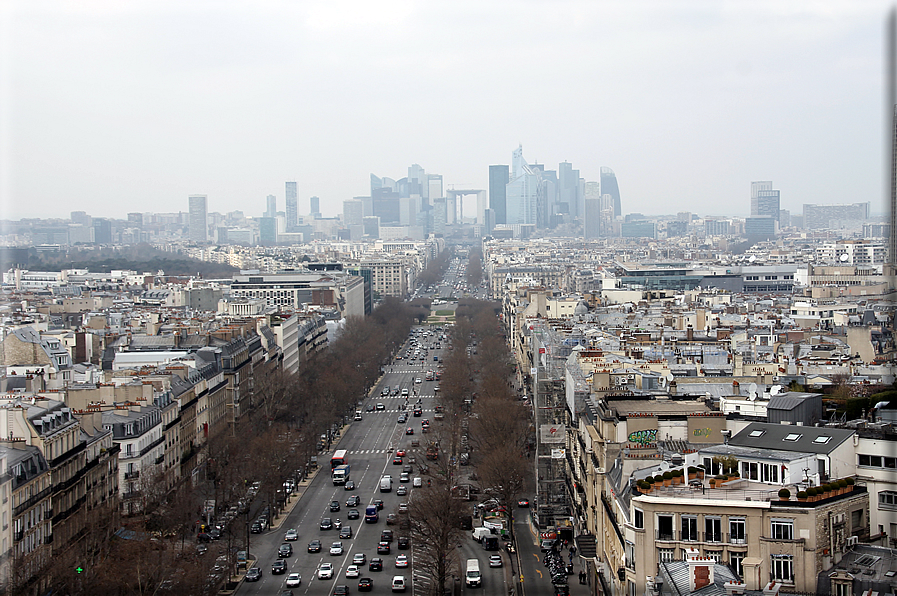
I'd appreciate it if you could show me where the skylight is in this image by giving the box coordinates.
[749,430,765,438]
[783,433,802,442]
[812,436,831,445]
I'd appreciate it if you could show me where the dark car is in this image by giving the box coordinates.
[377,541,390,554]
[347,495,360,507]
[373,499,384,510]
[320,518,333,530]
[369,558,383,571]
[405,427,414,435]
[392,457,403,465]
[330,500,341,512]
[366,405,374,412]
[278,543,293,558]
[245,567,262,582]
[518,498,530,508]
[308,540,322,553]
[358,578,374,591]
[386,514,398,526]
[397,537,410,550]
[380,529,394,542]
[250,522,262,533]
[340,526,353,539]
[347,509,360,520]
[334,586,350,596]
[272,560,287,574]
[402,464,413,474]
[345,480,356,490]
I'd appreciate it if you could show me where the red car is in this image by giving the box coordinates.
[405,428,414,435]
[396,449,406,457]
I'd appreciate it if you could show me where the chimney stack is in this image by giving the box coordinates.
[762,581,781,596]
[724,580,746,596]
[686,550,714,592]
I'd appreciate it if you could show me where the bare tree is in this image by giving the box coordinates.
[408,478,467,596]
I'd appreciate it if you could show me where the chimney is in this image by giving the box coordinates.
[686,550,714,592]
[724,580,746,596]
[762,582,781,596]
[687,325,694,341]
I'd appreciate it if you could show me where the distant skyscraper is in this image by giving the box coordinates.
[286,182,298,230]
[750,181,773,216]
[755,190,780,222]
[309,196,320,218]
[489,165,509,225]
[343,199,364,227]
[600,168,621,218]
[506,146,540,226]
[266,194,277,218]
[70,211,91,226]
[558,162,580,218]
[259,217,277,245]
[891,104,897,263]
[92,218,112,244]
[188,195,208,243]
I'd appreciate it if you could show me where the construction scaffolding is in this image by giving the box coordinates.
[530,321,573,531]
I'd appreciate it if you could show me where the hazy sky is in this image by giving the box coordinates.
[0,1,890,221]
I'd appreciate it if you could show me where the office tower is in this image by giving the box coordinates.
[583,197,602,239]
[408,164,426,198]
[259,217,277,245]
[372,188,401,224]
[362,216,380,238]
[483,208,495,234]
[558,162,580,218]
[489,165,509,225]
[506,146,540,226]
[427,175,443,201]
[779,209,791,228]
[705,219,731,236]
[754,189,780,222]
[399,197,418,226]
[600,168,622,218]
[266,195,277,218]
[70,211,91,227]
[343,199,364,227]
[803,202,870,229]
[188,195,208,243]
[286,182,298,230]
[745,216,776,239]
[92,218,112,244]
[892,104,897,263]
[750,181,773,215]
[309,196,320,218]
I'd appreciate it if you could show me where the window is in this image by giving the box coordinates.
[749,430,765,438]
[783,433,802,442]
[880,491,897,510]
[730,552,745,577]
[657,515,674,541]
[742,461,759,480]
[705,550,722,562]
[625,541,635,570]
[729,518,746,544]
[681,516,698,541]
[770,554,794,583]
[634,508,643,529]
[705,517,722,542]
[761,463,779,484]
[770,519,794,540]
[658,548,674,563]
[812,435,831,444]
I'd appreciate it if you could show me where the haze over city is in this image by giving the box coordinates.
[0,1,889,221]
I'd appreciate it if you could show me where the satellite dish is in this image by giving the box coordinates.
[839,254,849,262]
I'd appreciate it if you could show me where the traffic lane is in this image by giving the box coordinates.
[513,516,559,596]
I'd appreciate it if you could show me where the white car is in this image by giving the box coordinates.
[412,477,423,488]
[286,573,302,587]
[318,563,334,579]
[414,378,422,384]
[330,542,344,555]
[284,529,299,541]
[346,565,361,578]
[395,554,409,568]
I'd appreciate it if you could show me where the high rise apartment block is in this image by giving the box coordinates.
[285,181,298,231]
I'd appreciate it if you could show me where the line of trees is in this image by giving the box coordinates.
[38,297,425,596]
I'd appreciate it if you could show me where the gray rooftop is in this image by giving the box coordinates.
[728,421,854,455]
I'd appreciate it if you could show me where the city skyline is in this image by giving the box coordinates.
[1,2,888,221]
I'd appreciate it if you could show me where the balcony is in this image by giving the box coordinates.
[124,471,140,480]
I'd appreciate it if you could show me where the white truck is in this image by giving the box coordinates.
[380,475,392,492]
[465,559,481,587]
[332,464,350,485]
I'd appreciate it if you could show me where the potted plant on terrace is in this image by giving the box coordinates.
[845,477,855,492]
[662,471,673,487]
[778,488,791,502]
[837,479,848,495]
[688,467,698,480]
[797,491,808,502]
[672,470,682,485]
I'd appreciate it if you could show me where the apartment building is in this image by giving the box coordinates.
[102,403,163,515]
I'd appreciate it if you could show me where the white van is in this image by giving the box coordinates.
[380,476,392,493]
[391,576,407,592]
[471,527,492,542]
[465,559,481,587]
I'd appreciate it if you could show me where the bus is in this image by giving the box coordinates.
[331,449,348,469]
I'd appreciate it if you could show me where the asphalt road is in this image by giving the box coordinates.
[236,327,508,596]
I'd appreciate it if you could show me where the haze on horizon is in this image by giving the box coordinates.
[0,1,888,222]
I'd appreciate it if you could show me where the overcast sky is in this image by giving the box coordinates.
[0,1,890,222]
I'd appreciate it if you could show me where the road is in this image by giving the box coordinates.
[236,326,508,596]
